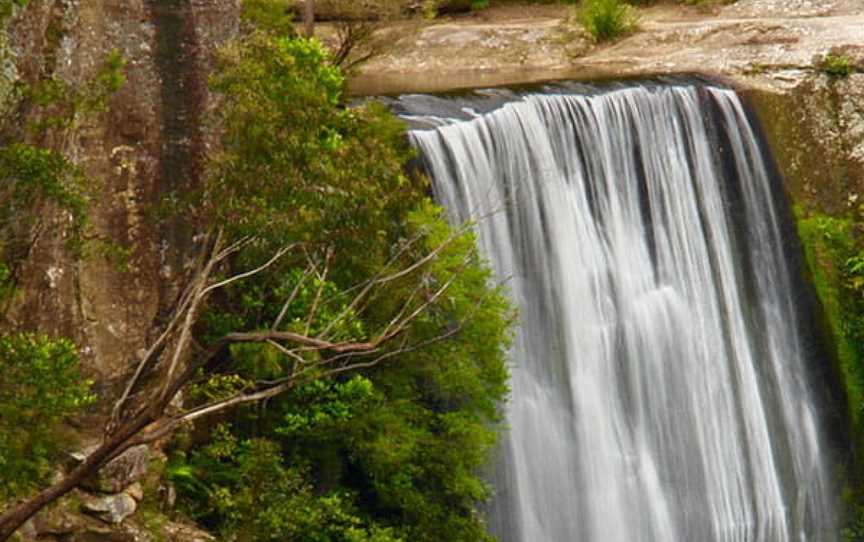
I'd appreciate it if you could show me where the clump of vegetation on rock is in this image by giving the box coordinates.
[822,54,855,78]
[576,0,638,42]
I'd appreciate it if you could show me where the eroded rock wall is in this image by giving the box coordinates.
[3,1,237,539]
[744,68,864,215]
[6,0,237,397]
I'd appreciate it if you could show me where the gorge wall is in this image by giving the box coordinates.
[3,1,237,540]
[4,0,237,403]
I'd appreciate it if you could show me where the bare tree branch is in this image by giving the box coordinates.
[0,226,486,540]
[200,242,294,297]
[304,247,332,335]
[272,265,314,331]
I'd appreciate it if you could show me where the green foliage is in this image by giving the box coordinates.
[0,263,14,301]
[0,143,85,221]
[276,376,376,437]
[171,29,512,542]
[0,333,94,499]
[0,0,26,23]
[798,213,864,427]
[23,49,127,134]
[170,428,404,542]
[822,54,854,78]
[241,0,298,35]
[0,142,87,272]
[845,500,864,542]
[576,0,638,42]
[205,34,418,262]
[419,0,498,16]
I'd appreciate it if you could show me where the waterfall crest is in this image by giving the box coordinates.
[404,83,836,542]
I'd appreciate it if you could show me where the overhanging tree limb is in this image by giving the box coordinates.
[0,226,478,540]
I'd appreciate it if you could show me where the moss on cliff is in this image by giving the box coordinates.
[795,206,864,538]
[797,212,864,426]
[747,85,847,215]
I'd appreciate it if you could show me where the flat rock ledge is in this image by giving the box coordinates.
[350,0,864,95]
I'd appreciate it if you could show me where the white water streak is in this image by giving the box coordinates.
[408,84,834,542]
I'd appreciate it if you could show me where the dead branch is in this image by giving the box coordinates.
[0,228,479,540]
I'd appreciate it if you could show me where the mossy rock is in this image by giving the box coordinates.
[743,77,864,216]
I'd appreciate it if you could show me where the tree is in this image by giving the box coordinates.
[0,32,511,541]
[320,0,407,71]
[247,0,411,72]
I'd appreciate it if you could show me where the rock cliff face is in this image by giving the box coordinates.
[3,1,237,539]
[6,0,237,393]
[3,0,863,539]
[746,71,864,214]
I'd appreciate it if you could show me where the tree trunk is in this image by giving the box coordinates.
[304,0,315,37]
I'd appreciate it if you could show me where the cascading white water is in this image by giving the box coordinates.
[402,83,837,542]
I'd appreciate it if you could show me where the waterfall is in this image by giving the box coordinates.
[400,82,837,542]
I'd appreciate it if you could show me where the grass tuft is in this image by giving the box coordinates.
[577,0,638,42]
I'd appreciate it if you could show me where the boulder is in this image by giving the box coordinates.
[81,493,137,525]
[161,523,216,542]
[77,445,150,494]
[125,482,144,502]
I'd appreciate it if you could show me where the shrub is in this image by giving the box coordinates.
[577,0,638,42]
[822,54,854,78]
[0,333,95,499]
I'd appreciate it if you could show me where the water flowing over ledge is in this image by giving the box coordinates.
[400,82,838,542]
